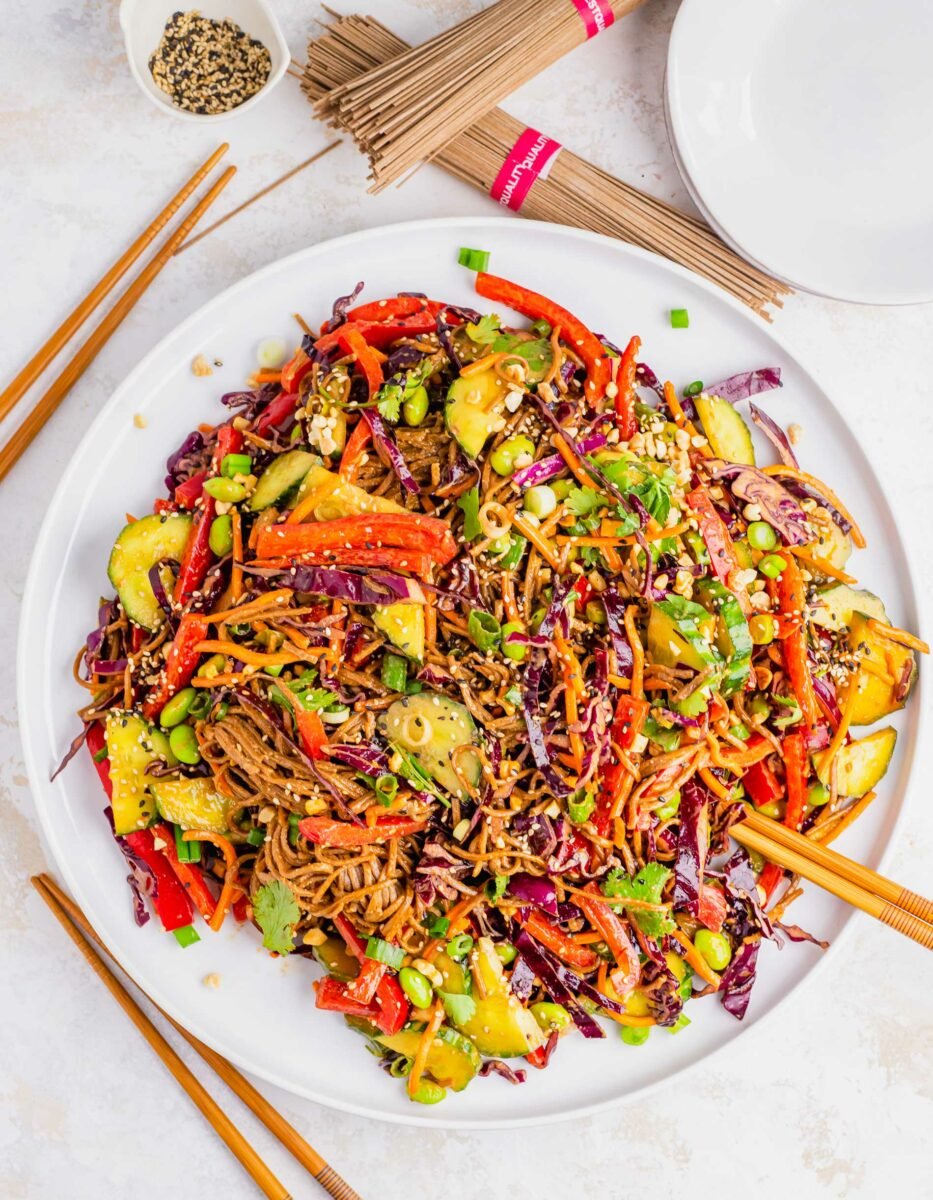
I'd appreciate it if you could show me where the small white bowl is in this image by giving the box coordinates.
[119,0,290,123]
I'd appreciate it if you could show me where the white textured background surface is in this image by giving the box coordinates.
[1,2,932,1197]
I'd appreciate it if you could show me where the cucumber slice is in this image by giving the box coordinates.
[811,586,887,633]
[249,449,318,511]
[695,394,756,465]
[805,507,852,571]
[377,1025,481,1091]
[105,711,173,834]
[293,465,406,521]
[455,938,544,1058]
[312,937,360,982]
[435,951,472,996]
[491,333,553,384]
[445,370,508,458]
[107,512,192,631]
[151,776,230,833]
[815,726,896,795]
[694,578,752,695]
[848,611,916,725]
[647,597,723,674]
[373,602,425,661]
[382,693,482,799]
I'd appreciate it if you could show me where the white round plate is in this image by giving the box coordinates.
[667,0,933,305]
[19,218,921,1127]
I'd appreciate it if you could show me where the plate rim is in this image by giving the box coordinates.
[18,215,920,1129]
[666,0,933,307]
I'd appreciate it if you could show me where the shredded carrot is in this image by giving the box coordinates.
[287,473,341,524]
[671,930,721,989]
[182,831,238,932]
[599,518,692,543]
[573,930,606,945]
[556,535,632,548]
[424,601,437,655]
[603,544,623,571]
[422,891,483,962]
[460,352,508,377]
[820,680,857,772]
[501,572,521,624]
[599,1006,656,1029]
[328,600,344,670]
[407,1001,445,1099]
[253,370,282,383]
[193,639,326,668]
[716,739,775,769]
[641,677,672,691]
[230,509,243,602]
[209,588,294,624]
[663,380,707,450]
[812,789,877,846]
[762,465,865,548]
[787,546,856,584]
[511,511,562,571]
[699,766,733,802]
[866,619,930,655]
[552,433,594,490]
[339,418,372,484]
[597,960,608,993]
[555,630,584,770]
[623,605,644,699]
[190,672,249,688]
[608,673,632,690]
[542,324,563,387]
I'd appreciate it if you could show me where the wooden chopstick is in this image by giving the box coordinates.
[731,821,933,951]
[31,876,292,1200]
[742,808,933,924]
[0,144,229,425]
[34,874,363,1200]
[0,164,236,486]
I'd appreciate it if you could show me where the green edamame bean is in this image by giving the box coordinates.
[159,686,197,729]
[410,1079,446,1105]
[147,727,178,767]
[655,789,681,821]
[747,521,778,551]
[203,476,247,503]
[531,1002,572,1033]
[209,514,234,557]
[402,385,429,427]
[398,967,434,1010]
[489,434,536,477]
[693,929,733,972]
[169,723,201,765]
[757,798,783,820]
[620,1025,650,1046]
[501,621,527,662]
[749,614,776,645]
[550,478,574,501]
[808,781,831,807]
[495,942,517,965]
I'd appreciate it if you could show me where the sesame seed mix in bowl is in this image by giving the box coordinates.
[148,10,271,116]
[63,252,926,1108]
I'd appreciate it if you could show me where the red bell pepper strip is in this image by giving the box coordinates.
[153,821,217,922]
[173,427,244,608]
[256,512,458,565]
[333,914,409,1035]
[232,894,251,923]
[153,497,179,516]
[686,485,751,615]
[743,756,783,808]
[294,707,327,760]
[142,613,209,720]
[614,335,641,441]
[578,885,640,997]
[697,883,728,933]
[526,1033,559,1070]
[346,956,387,1005]
[338,416,372,484]
[174,470,206,510]
[775,553,819,727]
[758,862,784,906]
[86,722,112,794]
[255,389,300,435]
[781,731,809,832]
[313,976,391,1027]
[299,815,428,848]
[593,695,650,836]
[251,547,435,579]
[474,272,611,407]
[336,324,384,398]
[522,910,600,973]
[345,296,448,325]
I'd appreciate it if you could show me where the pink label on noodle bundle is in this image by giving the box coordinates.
[569,0,615,38]
[489,128,563,212]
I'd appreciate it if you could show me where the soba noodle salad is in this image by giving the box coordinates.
[66,257,924,1103]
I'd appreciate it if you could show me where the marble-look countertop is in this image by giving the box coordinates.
[1,2,931,1197]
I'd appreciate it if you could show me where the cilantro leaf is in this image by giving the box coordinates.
[631,473,674,525]
[439,990,477,1025]
[602,863,675,938]
[376,388,401,423]
[465,314,501,344]
[457,486,481,540]
[253,881,300,955]
[374,360,432,424]
[565,486,604,517]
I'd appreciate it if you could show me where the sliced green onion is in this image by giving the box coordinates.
[668,1013,692,1034]
[730,722,751,741]
[365,936,405,970]
[188,691,212,720]
[173,822,191,863]
[246,827,265,847]
[446,933,474,959]
[221,453,253,478]
[758,553,788,579]
[670,308,690,329]
[173,925,200,948]
[426,915,450,937]
[381,653,408,693]
[266,663,285,678]
[503,684,522,708]
[620,1024,650,1046]
[457,246,490,272]
[92,745,108,763]
[457,486,482,540]
[468,609,501,652]
[684,380,703,396]
[288,812,301,847]
[498,533,527,571]
[404,679,423,695]
[567,790,596,825]
[530,318,551,337]
[485,874,508,901]
[375,773,399,806]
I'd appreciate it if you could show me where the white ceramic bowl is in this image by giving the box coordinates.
[118,0,289,123]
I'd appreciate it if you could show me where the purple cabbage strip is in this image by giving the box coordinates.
[147,559,178,623]
[164,429,204,493]
[720,937,761,1019]
[267,567,426,606]
[383,344,425,378]
[519,582,575,797]
[104,806,154,928]
[672,777,712,915]
[749,403,799,469]
[83,598,117,675]
[640,959,683,1027]
[635,361,666,402]
[507,872,558,916]
[809,659,842,726]
[325,743,389,775]
[711,462,810,545]
[706,368,782,404]
[780,479,854,537]
[50,724,90,782]
[513,930,605,1039]
[773,922,829,950]
[601,590,635,677]
[653,706,700,730]
[417,664,455,688]
[509,955,537,1002]
[361,410,419,495]
[512,432,607,489]
[328,281,364,330]
[412,839,472,907]
[479,1060,527,1085]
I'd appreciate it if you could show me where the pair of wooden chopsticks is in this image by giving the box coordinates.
[732,809,933,949]
[0,145,236,485]
[32,874,362,1200]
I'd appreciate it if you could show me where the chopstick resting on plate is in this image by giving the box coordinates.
[32,874,364,1200]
